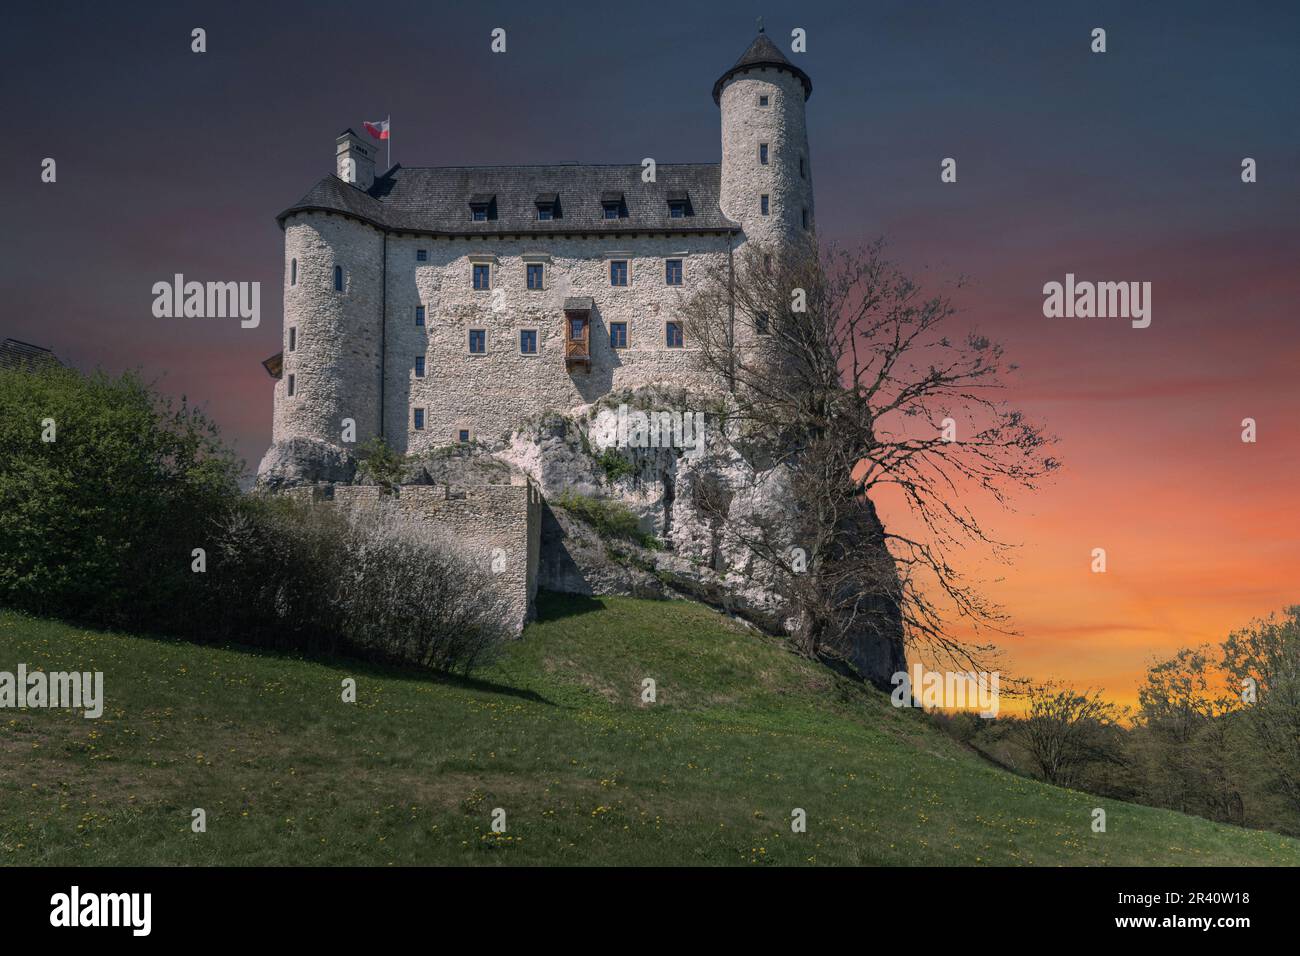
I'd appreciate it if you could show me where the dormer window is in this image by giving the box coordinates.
[535,192,560,221]
[601,191,627,220]
[666,190,691,218]
[469,193,496,221]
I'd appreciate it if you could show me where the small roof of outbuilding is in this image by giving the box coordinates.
[0,338,62,372]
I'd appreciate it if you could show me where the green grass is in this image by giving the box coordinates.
[553,490,661,550]
[2,593,1297,866]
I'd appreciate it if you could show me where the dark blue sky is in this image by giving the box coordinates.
[1,0,1296,469]
[2,1,1298,693]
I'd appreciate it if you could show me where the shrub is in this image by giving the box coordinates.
[553,489,660,550]
[0,365,240,627]
[596,446,637,483]
[355,436,406,490]
[206,496,512,673]
[0,365,509,674]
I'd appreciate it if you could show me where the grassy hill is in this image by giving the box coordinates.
[2,593,1297,866]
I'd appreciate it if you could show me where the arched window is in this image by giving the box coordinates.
[290,258,297,285]
[333,265,343,292]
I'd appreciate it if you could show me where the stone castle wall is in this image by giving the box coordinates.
[284,480,542,635]
[380,232,733,452]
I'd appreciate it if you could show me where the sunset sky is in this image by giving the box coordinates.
[2,1,1296,707]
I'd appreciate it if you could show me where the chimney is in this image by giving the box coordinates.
[335,129,376,190]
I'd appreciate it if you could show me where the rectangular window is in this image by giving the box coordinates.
[520,330,538,354]
[665,321,683,348]
[288,327,296,351]
[416,249,428,262]
[472,207,487,222]
[415,305,425,326]
[802,208,809,230]
[415,355,425,377]
[473,263,490,290]
[609,322,627,349]
[458,429,470,443]
[755,312,770,335]
[287,373,295,397]
[526,263,544,290]
[758,94,769,107]
[469,329,486,354]
[764,254,772,274]
[669,203,685,218]
[759,143,769,165]
[761,194,770,216]
[537,206,553,221]
[799,156,806,178]
[414,408,425,430]
[290,259,297,285]
[610,260,628,286]
[665,258,683,285]
[604,204,620,219]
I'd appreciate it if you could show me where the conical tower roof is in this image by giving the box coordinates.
[712,27,813,104]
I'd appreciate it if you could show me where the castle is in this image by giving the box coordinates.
[254,29,831,649]
[257,29,813,466]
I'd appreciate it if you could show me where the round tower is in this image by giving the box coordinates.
[272,206,385,453]
[715,27,814,248]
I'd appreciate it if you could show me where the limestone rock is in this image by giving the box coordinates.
[499,385,906,687]
[255,437,357,490]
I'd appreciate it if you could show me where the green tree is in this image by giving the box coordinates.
[1135,646,1243,822]
[0,365,240,626]
[1222,607,1300,815]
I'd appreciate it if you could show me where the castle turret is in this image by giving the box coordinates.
[267,136,387,467]
[715,28,814,247]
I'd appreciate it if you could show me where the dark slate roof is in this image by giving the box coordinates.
[563,297,594,312]
[278,163,738,236]
[712,30,812,103]
[0,338,61,372]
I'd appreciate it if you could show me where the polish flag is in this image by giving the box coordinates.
[363,119,390,141]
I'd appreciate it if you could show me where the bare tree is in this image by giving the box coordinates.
[681,236,1057,675]
[1016,682,1126,787]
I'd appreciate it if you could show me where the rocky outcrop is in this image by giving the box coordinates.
[493,386,906,687]
[255,437,357,490]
